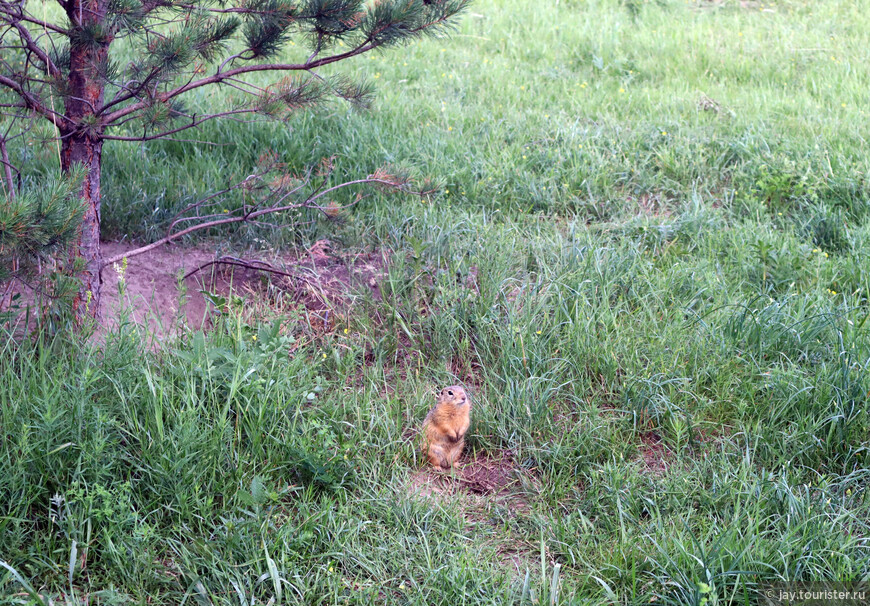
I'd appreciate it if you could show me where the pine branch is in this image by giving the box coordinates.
[101,107,259,140]
[0,10,62,78]
[0,167,85,281]
[173,4,305,15]
[101,40,378,124]
[0,3,70,36]
[100,1,467,124]
[0,73,68,129]
[242,0,298,58]
[101,65,163,112]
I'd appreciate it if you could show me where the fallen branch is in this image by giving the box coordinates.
[182,255,336,315]
[100,158,435,270]
[181,256,298,281]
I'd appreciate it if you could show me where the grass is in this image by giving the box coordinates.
[4,0,870,603]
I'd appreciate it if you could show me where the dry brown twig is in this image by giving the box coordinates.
[100,157,436,270]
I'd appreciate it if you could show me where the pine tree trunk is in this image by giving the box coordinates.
[61,0,111,320]
[61,133,103,319]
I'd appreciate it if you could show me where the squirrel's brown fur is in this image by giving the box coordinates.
[422,385,470,469]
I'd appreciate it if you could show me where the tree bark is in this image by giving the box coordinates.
[60,0,111,319]
[61,133,103,319]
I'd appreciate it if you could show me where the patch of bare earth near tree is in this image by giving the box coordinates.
[99,239,387,341]
[406,450,541,575]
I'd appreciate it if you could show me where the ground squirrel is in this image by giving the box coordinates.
[422,385,470,469]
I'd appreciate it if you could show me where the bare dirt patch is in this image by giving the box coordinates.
[101,241,217,338]
[637,432,672,477]
[632,192,672,218]
[407,451,533,502]
[97,240,387,340]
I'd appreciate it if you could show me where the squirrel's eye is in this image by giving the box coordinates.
[448,390,453,396]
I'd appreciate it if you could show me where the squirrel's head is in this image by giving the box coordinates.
[437,385,468,407]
